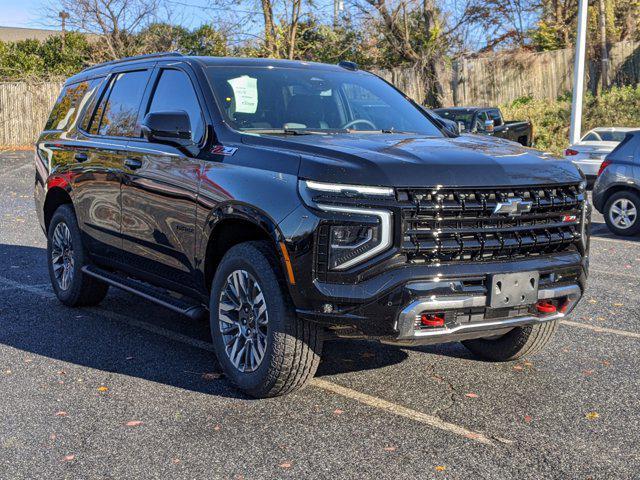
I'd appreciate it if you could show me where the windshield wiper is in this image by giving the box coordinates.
[244,128,323,136]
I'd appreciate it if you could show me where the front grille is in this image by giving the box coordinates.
[400,184,584,264]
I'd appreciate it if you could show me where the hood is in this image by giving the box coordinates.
[244,132,582,188]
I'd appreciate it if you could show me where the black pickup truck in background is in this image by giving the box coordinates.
[433,107,533,147]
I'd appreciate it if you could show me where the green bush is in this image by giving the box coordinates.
[502,86,640,155]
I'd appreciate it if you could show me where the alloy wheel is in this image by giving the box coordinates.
[609,198,637,229]
[218,269,269,373]
[51,222,75,290]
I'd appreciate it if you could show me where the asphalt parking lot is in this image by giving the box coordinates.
[1,149,639,479]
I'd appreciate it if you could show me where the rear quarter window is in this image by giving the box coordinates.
[45,78,102,131]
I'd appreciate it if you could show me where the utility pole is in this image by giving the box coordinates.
[569,0,588,145]
[59,11,69,50]
[598,0,610,92]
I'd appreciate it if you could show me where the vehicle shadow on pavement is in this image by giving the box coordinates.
[0,243,409,397]
[590,221,640,242]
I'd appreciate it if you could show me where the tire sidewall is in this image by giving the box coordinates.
[209,242,289,396]
[604,191,640,236]
[47,205,88,304]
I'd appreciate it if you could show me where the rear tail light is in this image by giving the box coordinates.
[597,160,611,176]
[564,149,579,156]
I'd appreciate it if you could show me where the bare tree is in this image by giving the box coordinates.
[51,0,162,59]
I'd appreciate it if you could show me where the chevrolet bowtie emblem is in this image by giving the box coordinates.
[493,197,533,216]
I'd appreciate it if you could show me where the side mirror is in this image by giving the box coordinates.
[484,119,495,133]
[141,111,194,148]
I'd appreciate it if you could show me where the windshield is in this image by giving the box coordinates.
[205,66,444,136]
[433,109,474,130]
[583,130,629,142]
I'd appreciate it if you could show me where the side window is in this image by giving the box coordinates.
[488,109,503,127]
[45,78,101,131]
[147,69,205,143]
[92,70,149,137]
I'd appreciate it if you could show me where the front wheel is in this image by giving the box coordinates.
[462,320,559,361]
[209,241,323,398]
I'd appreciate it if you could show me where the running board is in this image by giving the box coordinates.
[82,265,207,321]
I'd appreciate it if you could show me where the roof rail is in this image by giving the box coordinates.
[81,52,184,73]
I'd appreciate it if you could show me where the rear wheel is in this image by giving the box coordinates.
[47,205,109,306]
[462,320,558,361]
[209,241,323,398]
[604,191,640,236]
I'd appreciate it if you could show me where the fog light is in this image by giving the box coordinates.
[420,312,445,328]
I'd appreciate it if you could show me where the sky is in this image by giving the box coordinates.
[0,0,216,30]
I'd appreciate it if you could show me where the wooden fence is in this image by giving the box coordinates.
[0,81,62,146]
[0,41,638,145]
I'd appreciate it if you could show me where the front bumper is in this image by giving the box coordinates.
[388,284,580,346]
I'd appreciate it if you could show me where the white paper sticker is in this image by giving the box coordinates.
[227,75,258,114]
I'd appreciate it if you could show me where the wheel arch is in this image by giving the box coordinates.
[43,186,74,233]
[598,184,640,212]
[200,203,288,293]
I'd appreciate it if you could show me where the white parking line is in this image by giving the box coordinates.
[560,320,640,339]
[311,378,495,445]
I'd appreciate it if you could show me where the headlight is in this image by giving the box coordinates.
[304,180,394,197]
[317,204,392,270]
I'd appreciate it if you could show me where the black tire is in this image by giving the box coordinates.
[462,320,558,362]
[47,204,109,307]
[209,241,323,398]
[603,190,640,236]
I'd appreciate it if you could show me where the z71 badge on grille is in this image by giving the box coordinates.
[493,197,533,216]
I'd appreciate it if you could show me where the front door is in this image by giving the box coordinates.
[120,65,206,291]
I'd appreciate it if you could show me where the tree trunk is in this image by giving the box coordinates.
[598,0,610,92]
[260,0,278,57]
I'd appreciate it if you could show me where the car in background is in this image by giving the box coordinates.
[565,128,637,187]
[593,130,640,236]
[433,107,533,146]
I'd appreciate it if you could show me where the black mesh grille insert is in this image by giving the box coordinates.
[400,184,584,264]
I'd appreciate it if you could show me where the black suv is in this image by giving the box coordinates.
[35,53,590,397]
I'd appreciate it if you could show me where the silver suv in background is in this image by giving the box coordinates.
[593,130,640,236]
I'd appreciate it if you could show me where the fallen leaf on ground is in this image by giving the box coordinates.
[435,466,446,472]
[523,361,533,367]
[613,303,624,307]
[465,393,478,398]
[333,408,344,415]
[585,412,600,420]
[383,446,397,451]
[279,462,292,468]
[524,415,533,423]
[62,455,75,462]
[213,424,221,431]
[202,372,223,381]
[602,360,611,366]
[583,370,593,376]
[97,386,108,392]
[126,420,143,427]
[513,365,523,371]
[172,458,180,464]
[55,411,68,417]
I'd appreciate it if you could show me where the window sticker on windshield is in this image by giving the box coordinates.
[227,75,258,114]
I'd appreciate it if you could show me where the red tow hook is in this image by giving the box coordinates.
[420,312,445,327]
[536,301,557,314]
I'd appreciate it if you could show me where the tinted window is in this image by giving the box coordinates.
[433,109,474,130]
[45,78,101,131]
[206,67,443,136]
[147,69,205,143]
[476,111,489,130]
[597,131,628,142]
[94,70,149,137]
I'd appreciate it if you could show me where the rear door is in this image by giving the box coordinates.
[119,63,207,291]
[73,67,153,264]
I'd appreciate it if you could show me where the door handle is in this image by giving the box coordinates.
[74,153,88,163]
[124,158,142,170]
